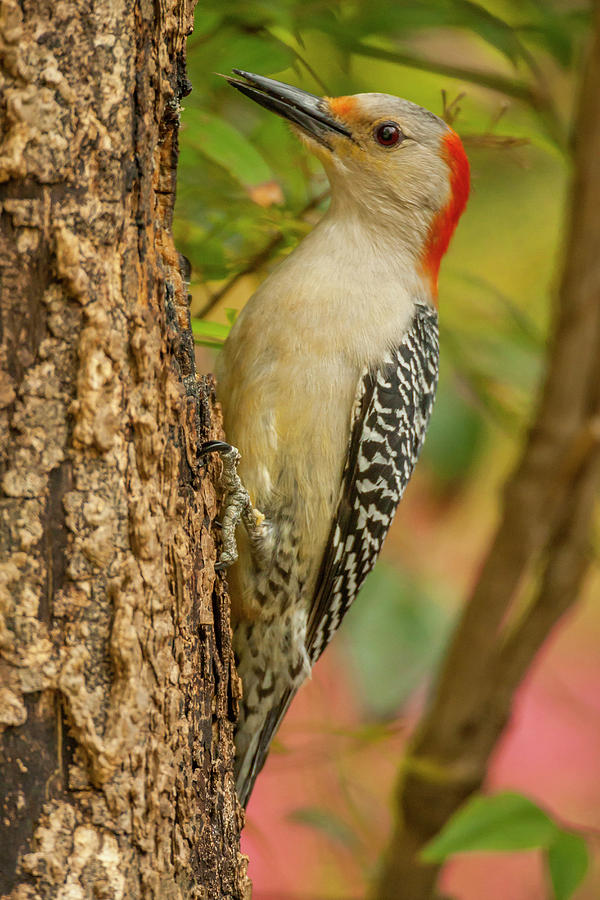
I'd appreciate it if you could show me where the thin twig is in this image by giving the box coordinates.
[441,90,466,127]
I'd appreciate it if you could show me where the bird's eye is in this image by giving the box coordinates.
[374,122,403,147]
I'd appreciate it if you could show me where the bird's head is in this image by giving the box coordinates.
[225,70,470,299]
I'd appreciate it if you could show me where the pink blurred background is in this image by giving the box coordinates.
[241,484,600,899]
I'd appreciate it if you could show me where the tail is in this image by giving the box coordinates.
[232,606,311,806]
[234,689,294,807]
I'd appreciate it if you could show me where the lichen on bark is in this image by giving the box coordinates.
[0,1,248,897]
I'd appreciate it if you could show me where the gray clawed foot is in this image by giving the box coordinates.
[201,441,265,570]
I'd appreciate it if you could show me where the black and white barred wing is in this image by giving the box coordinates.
[306,302,439,663]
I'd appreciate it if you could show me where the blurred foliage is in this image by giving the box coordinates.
[177,0,595,896]
[287,805,361,852]
[422,792,589,900]
[421,366,487,484]
[338,564,451,717]
[191,307,238,348]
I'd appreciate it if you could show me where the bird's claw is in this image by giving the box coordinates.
[201,440,234,457]
[201,440,250,570]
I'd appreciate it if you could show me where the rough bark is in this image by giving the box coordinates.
[373,5,600,898]
[0,1,248,897]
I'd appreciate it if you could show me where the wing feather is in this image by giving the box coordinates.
[307,302,439,661]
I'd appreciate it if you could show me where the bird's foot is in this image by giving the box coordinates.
[201,441,265,569]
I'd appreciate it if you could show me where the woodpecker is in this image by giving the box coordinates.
[205,70,470,807]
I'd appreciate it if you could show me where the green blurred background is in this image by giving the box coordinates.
[176,2,599,897]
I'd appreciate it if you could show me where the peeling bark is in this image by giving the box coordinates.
[0,1,249,897]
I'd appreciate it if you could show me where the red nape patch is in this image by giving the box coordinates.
[421,129,470,302]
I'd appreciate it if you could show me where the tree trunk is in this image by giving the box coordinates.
[0,1,249,897]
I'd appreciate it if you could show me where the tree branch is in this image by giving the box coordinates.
[373,3,600,897]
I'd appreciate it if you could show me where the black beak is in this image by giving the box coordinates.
[223,69,352,147]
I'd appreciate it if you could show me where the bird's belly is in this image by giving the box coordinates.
[221,354,359,623]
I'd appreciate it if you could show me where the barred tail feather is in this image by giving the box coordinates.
[233,612,309,807]
[234,690,294,807]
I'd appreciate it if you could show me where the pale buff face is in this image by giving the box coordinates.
[298,93,453,218]
[224,72,461,230]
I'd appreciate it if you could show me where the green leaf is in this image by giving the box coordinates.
[224,307,239,326]
[547,830,589,900]
[421,792,558,862]
[191,319,231,342]
[187,111,272,189]
[421,791,589,899]
[193,338,225,350]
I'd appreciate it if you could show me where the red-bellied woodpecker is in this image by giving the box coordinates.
[204,70,470,807]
